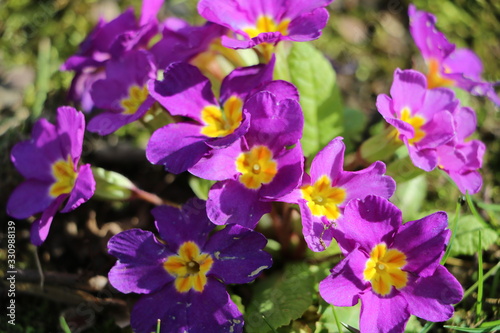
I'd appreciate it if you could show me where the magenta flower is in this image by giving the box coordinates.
[409,5,500,106]
[280,137,395,252]
[319,195,463,333]
[7,106,95,246]
[146,58,292,174]
[149,18,227,70]
[108,198,272,333]
[436,105,485,194]
[376,68,457,171]
[61,1,163,111]
[87,50,156,135]
[190,87,304,228]
[197,0,332,51]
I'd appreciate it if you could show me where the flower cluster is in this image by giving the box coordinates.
[8,1,496,332]
[375,4,492,195]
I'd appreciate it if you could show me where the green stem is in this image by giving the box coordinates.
[441,201,461,264]
[418,321,435,333]
[476,230,484,318]
[462,261,500,302]
[331,305,344,333]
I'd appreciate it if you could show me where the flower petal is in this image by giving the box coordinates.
[146,123,210,174]
[319,248,368,307]
[60,163,96,213]
[336,195,401,252]
[56,106,85,162]
[30,195,67,246]
[204,224,272,284]
[207,180,271,228]
[7,180,54,219]
[337,161,396,205]
[392,212,449,277]
[152,198,215,251]
[148,62,217,122]
[108,230,173,294]
[401,266,463,322]
[359,291,410,333]
[390,69,426,115]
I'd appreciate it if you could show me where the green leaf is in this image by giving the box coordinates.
[244,262,317,333]
[443,325,500,332]
[342,108,367,153]
[447,215,499,257]
[92,167,135,201]
[287,42,343,158]
[316,301,360,333]
[188,176,215,200]
[59,315,72,333]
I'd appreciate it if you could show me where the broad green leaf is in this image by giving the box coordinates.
[343,108,367,153]
[188,176,215,200]
[447,215,498,257]
[286,42,343,158]
[316,301,360,333]
[244,262,317,333]
[92,167,134,201]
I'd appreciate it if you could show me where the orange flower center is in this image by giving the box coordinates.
[49,156,77,197]
[163,241,214,293]
[120,85,149,115]
[301,175,346,220]
[200,95,243,137]
[235,145,277,189]
[363,243,408,296]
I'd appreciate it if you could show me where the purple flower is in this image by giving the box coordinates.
[197,0,332,55]
[87,50,157,135]
[149,18,227,70]
[376,68,458,171]
[107,198,272,333]
[436,105,485,194]
[146,58,289,174]
[7,106,95,246]
[61,2,163,111]
[409,5,500,106]
[319,195,463,333]
[190,87,304,228]
[280,137,395,252]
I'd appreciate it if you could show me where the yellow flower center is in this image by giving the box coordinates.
[49,156,78,197]
[200,95,243,137]
[242,15,291,39]
[163,241,214,293]
[235,145,277,189]
[301,175,346,220]
[363,243,408,296]
[388,107,426,144]
[426,58,455,89]
[120,85,150,115]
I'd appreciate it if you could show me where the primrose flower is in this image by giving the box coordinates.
[108,198,272,333]
[377,68,458,171]
[61,0,163,111]
[87,50,156,135]
[409,5,500,106]
[149,18,227,70]
[189,87,304,228]
[146,58,286,174]
[319,195,463,333]
[198,0,332,58]
[7,107,95,246]
[280,137,395,252]
[436,105,485,194]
